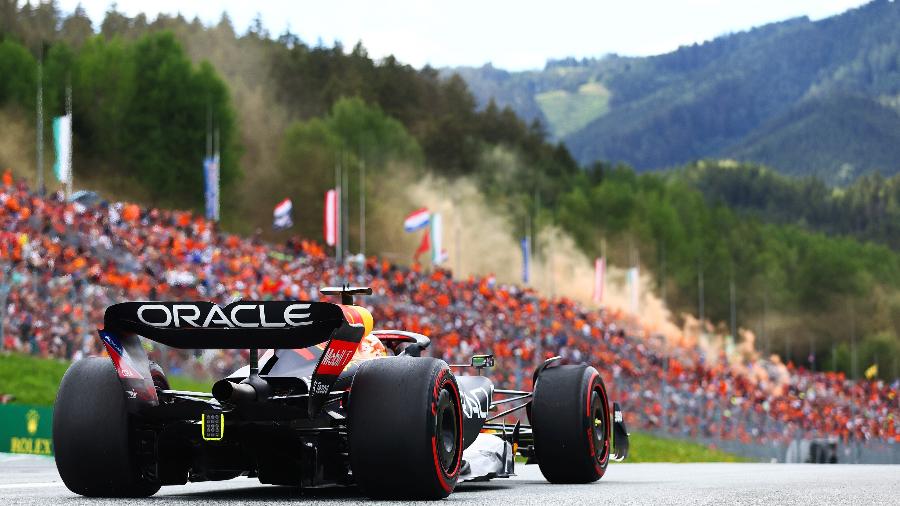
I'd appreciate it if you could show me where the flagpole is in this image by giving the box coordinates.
[831,343,837,374]
[628,238,637,313]
[36,60,44,194]
[849,299,857,462]
[454,211,460,277]
[342,152,349,256]
[214,127,220,221]
[729,273,736,340]
[550,250,555,298]
[597,237,609,304]
[334,161,342,265]
[206,102,212,160]
[533,187,540,258]
[698,256,705,323]
[548,229,555,299]
[546,204,556,298]
[359,155,365,257]
[659,239,666,305]
[65,80,72,199]
[762,287,769,355]
[524,213,531,285]
[810,334,816,372]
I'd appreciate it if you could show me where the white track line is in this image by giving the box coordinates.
[0,455,46,463]
[0,482,63,490]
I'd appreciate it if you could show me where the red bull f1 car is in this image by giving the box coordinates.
[53,286,629,499]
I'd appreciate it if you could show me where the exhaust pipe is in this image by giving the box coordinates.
[212,380,257,403]
[212,349,273,403]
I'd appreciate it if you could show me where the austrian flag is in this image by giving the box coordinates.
[403,208,430,232]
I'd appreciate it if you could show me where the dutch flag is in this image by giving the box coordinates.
[403,208,431,232]
[273,198,293,230]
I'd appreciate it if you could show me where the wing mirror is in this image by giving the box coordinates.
[471,354,494,369]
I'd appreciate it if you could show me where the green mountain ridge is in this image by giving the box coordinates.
[725,94,900,183]
[445,0,900,182]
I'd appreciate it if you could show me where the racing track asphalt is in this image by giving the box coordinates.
[0,453,896,505]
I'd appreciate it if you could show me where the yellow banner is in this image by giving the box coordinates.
[864,364,878,380]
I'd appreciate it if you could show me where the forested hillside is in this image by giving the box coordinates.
[450,0,900,182]
[0,1,898,374]
[0,1,575,237]
[678,161,900,250]
[554,162,900,373]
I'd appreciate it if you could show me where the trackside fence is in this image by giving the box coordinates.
[645,429,900,464]
[591,361,900,464]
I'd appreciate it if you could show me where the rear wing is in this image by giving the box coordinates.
[100,300,370,416]
[103,301,345,349]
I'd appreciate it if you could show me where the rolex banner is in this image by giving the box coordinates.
[0,404,54,455]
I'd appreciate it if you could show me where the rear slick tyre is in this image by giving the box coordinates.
[348,357,463,499]
[53,357,160,497]
[531,364,611,483]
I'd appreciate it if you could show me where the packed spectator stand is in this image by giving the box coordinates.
[0,174,897,452]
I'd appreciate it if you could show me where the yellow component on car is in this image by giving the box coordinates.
[352,305,374,337]
[343,305,386,360]
[201,412,224,441]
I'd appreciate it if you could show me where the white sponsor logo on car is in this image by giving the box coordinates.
[321,348,353,367]
[310,381,330,395]
[461,387,491,419]
[136,303,312,328]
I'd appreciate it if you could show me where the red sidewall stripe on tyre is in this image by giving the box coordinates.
[585,371,610,475]
[430,369,462,493]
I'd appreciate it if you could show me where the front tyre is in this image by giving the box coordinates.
[531,364,611,483]
[348,357,463,499]
[53,357,160,497]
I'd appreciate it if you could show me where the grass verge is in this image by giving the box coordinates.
[623,432,750,463]
[0,352,211,405]
[513,432,749,464]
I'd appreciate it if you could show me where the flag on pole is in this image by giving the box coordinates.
[52,114,72,183]
[521,237,530,284]
[431,213,446,265]
[203,156,220,221]
[627,266,640,313]
[593,257,606,303]
[324,189,338,246]
[414,229,430,262]
[404,207,431,232]
[864,363,878,379]
[273,198,293,229]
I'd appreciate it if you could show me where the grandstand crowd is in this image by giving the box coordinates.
[0,173,897,446]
